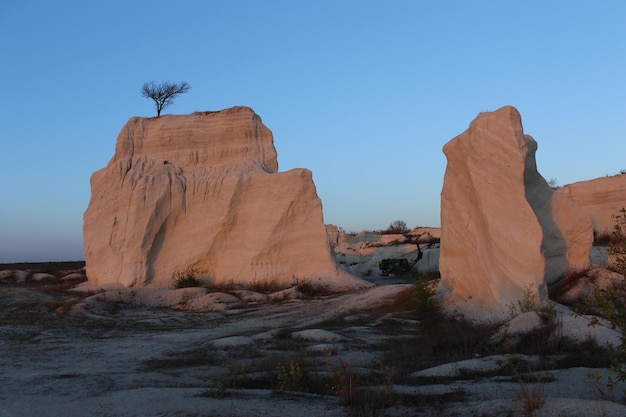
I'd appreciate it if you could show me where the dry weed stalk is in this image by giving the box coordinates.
[515,377,546,415]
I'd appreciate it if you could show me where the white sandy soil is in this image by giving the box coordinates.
[1,274,625,417]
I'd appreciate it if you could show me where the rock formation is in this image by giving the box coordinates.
[556,174,626,236]
[439,106,593,318]
[325,224,342,248]
[332,231,440,278]
[84,107,364,289]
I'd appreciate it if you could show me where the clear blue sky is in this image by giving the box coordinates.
[1,1,624,262]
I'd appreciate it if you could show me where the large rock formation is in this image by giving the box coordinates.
[84,107,363,289]
[556,174,626,236]
[439,106,593,318]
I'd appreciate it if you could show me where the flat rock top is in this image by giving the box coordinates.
[557,174,626,233]
[113,106,278,172]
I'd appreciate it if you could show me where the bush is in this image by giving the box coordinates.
[585,285,626,390]
[385,220,409,234]
[609,207,626,275]
[581,210,626,390]
[327,357,398,415]
[508,284,555,317]
[172,268,201,288]
[412,280,440,317]
[276,357,303,392]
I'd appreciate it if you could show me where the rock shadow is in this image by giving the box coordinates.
[522,135,569,297]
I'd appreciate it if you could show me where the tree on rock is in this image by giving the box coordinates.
[141,80,191,117]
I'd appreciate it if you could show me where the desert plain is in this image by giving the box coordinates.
[1,243,626,417]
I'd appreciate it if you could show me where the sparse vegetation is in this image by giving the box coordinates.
[392,278,441,317]
[508,284,556,317]
[608,207,626,275]
[412,279,440,317]
[295,282,336,298]
[325,353,404,416]
[288,275,338,298]
[171,268,201,288]
[141,80,191,117]
[215,360,273,391]
[547,178,560,189]
[384,219,409,234]
[327,357,360,404]
[515,374,546,415]
[4,256,626,415]
[584,285,626,391]
[552,268,590,303]
[576,211,626,395]
[276,357,304,392]
[248,280,286,293]
[594,230,614,246]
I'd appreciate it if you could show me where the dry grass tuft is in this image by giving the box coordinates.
[248,280,286,294]
[172,268,202,288]
[515,378,546,415]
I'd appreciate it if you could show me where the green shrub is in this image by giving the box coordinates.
[412,279,440,317]
[609,207,626,275]
[587,286,626,389]
[581,210,626,391]
[392,279,440,317]
[276,357,304,392]
[508,284,555,317]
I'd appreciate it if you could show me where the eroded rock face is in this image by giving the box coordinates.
[556,175,626,236]
[439,106,593,318]
[84,107,363,289]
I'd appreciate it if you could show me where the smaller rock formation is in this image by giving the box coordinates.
[325,224,343,248]
[556,268,625,305]
[556,174,626,236]
[332,231,440,278]
[409,227,441,242]
[0,268,87,284]
[439,106,593,319]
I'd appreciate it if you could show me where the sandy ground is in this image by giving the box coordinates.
[1,274,626,417]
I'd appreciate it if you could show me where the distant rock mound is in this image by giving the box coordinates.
[439,106,593,319]
[556,174,626,236]
[83,107,364,289]
[325,224,342,248]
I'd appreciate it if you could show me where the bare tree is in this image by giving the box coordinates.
[141,80,191,117]
[386,220,409,234]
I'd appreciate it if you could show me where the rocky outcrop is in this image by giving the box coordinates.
[556,268,625,305]
[0,268,86,284]
[439,106,593,318]
[83,107,364,289]
[556,174,626,236]
[332,232,440,278]
[325,224,342,248]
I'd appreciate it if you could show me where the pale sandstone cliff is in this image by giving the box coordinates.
[557,174,626,236]
[83,107,364,289]
[439,106,593,318]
